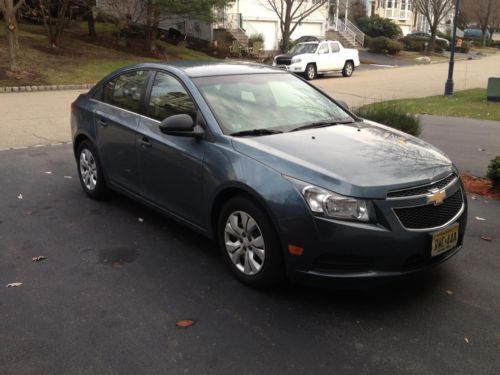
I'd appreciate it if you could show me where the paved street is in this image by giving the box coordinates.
[0,144,499,374]
[1,54,500,150]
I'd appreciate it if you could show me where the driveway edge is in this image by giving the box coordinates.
[0,83,94,93]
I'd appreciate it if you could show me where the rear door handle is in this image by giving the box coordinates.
[139,137,152,148]
[97,118,108,128]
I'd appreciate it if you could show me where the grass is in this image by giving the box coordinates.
[0,21,217,86]
[358,89,500,121]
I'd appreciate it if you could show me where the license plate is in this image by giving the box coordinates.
[431,223,459,257]
[277,65,287,70]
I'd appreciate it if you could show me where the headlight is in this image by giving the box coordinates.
[302,186,370,221]
[291,57,302,64]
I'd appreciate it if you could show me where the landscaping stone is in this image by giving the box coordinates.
[416,56,431,64]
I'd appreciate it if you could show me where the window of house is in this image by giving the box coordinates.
[147,72,196,121]
[103,70,149,113]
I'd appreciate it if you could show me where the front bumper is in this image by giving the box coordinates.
[279,182,468,286]
[273,63,306,73]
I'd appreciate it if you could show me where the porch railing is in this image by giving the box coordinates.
[331,16,365,47]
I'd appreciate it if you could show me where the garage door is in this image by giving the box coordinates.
[246,20,278,51]
[291,22,323,40]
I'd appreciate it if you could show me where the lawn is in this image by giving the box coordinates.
[359,89,500,121]
[0,21,217,87]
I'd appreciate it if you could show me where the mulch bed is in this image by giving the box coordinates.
[460,174,500,200]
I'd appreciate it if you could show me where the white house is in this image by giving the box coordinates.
[217,0,330,50]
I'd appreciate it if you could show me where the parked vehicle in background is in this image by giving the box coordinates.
[273,40,360,80]
[464,29,490,39]
[406,32,450,47]
[71,61,467,289]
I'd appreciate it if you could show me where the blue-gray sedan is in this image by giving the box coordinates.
[71,61,467,288]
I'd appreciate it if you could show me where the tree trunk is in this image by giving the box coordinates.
[281,23,291,53]
[87,7,96,37]
[6,19,18,71]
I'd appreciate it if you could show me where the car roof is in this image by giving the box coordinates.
[116,61,286,78]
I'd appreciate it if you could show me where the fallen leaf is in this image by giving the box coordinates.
[445,290,454,295]
[32,256,47,262]
[176,319,196,328]
[63,176,73,179]
[138,217,144,223]
[44,171,52,175]
[478,148,485,152]
[18,194,23,200]
[25,211,32,215]
[481,236,492,242]
[475,216,486,221]
[112,262,123,269]
[471,196,477,200]
[6,282,22,288]
[464,337,469,344]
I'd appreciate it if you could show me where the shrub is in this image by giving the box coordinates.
[487,156,500,190]
[357,15,402,39]
[248,33,264,47]
[368,36,403,55]
[355,103,421,136]
[401,36,446,53]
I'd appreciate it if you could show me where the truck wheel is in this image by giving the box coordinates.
[342,61,354,77]
[305,64,316,80]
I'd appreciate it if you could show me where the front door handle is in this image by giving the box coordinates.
[139,137,152,148]
[97,118,108,128]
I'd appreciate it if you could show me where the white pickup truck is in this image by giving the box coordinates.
[273,40,360,80]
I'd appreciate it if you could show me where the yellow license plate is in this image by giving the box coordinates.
[431,223,459,257]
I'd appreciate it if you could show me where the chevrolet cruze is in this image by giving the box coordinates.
[71,62,467,288]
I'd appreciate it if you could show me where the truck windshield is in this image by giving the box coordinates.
[289,43,318,54]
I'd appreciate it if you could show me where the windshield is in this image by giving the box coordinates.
[289,43,318,54]
[193,73,353,135]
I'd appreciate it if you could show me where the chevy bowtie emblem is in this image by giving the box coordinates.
[427,189,446,206]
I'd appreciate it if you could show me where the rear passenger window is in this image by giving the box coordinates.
[147,72,196,121]
[103,70,149,113]
[329,42,340,53]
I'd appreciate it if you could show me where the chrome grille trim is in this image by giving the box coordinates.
[387,173,458,200]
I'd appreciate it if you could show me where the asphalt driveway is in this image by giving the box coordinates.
[0,145,499,375]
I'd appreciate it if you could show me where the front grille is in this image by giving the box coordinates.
[387,173,457,198]
[394,189,464,230]
[276,57,292,65]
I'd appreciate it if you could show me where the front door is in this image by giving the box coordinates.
[328,42,344,70]
[137,71,205,226]
[316,42,332,72]
[95,70,150,192]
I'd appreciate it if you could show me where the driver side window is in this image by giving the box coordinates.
[318,43,330,54]
[147,72,196,121]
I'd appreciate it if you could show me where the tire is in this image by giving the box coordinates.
[218,196,284,288]
[76,140,108,199]
[304,63,316,80]
[342,61,354,77]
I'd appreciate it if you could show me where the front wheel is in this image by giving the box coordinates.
[218,196,284,288]
[342,61,354,77]
[304,63,316,80]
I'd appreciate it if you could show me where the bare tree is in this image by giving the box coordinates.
[463,0,500,46]
[0,0,27,71]
[264,0,330,52]
[38,0,72,47]
[413,0,454,54]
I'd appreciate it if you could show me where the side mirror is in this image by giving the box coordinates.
[159,114,204,139]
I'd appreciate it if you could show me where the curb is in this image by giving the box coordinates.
[0,83,94,94]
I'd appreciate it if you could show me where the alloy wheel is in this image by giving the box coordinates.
[79,148,98,191]
[224,210,265,275]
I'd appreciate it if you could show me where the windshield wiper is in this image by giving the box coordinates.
[230,128,283,137]
[289,119,355,132]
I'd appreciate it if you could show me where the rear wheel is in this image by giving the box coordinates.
[305,63,316,80]
[342,61,354,77]
[218,196,284,288]
[76,140,108,199]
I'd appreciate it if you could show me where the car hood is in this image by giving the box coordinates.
[275,52,311,59]
[231,121,454,199]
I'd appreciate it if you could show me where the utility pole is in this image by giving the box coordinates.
[444,0,461,96]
